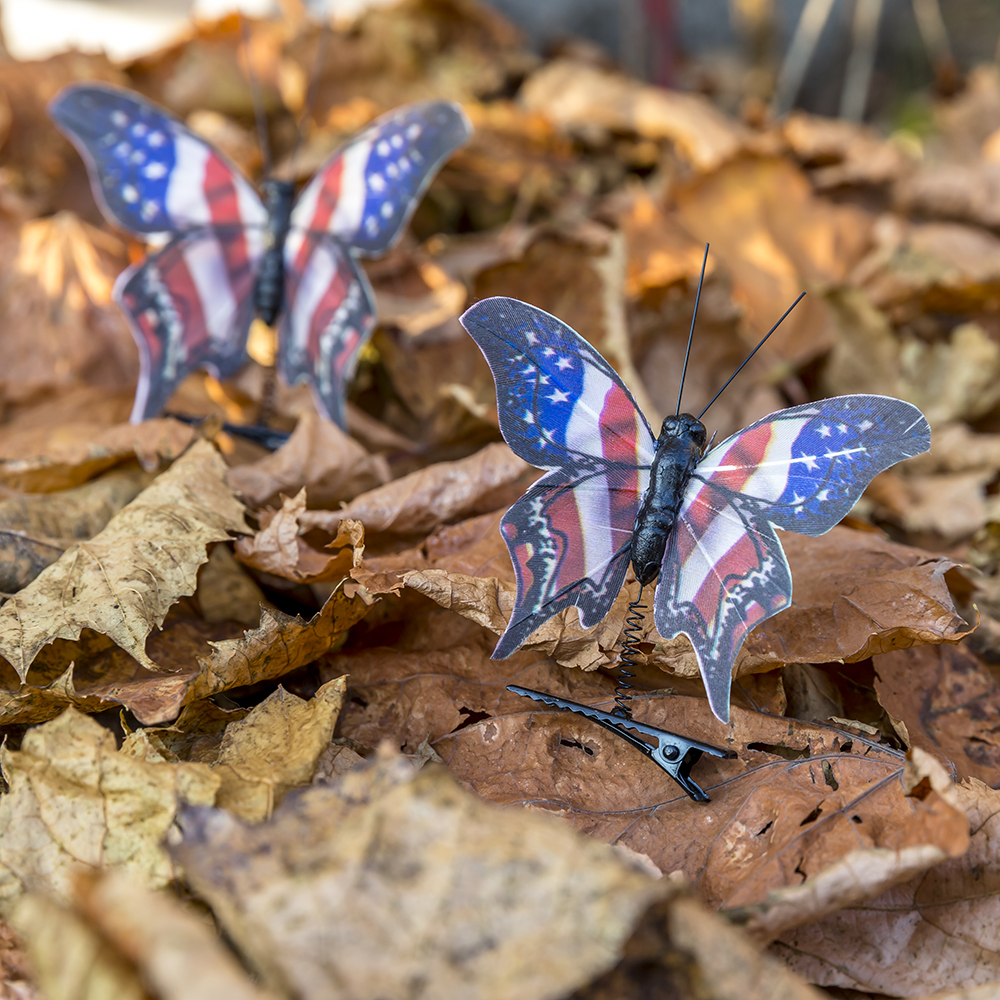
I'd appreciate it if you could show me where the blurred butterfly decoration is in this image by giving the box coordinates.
[460,253,931,802]
[48,82,471,431]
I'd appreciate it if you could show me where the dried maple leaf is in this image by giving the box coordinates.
[227,410,389,510]
[771,780,1000,995]
[0,708,219,907]
[171,750,669,1000]
[0,440,247,681]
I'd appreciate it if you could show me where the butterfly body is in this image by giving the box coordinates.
[253,179,297,325]
[49,84,471,427]
[631,413,707,586]
[460,296,931,723]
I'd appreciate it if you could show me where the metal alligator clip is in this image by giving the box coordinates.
[507,684,735,802]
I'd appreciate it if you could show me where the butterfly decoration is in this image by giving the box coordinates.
[48,84,471,428]
[460,296,932,731]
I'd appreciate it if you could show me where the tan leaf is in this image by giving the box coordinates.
[171,750,670,1000]
[12,871,279,1000]
[298,441,532,538]
[0,440,247,681]
[211,677,347,823]
[0,466,153,592]
[196,543,264,626]
[772,780,1000,996]
[227,411,389,510]
[0,708,219,909]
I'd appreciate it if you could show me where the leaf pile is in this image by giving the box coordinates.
[1,2,1000,998]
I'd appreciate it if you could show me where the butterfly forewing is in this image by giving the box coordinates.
[655,394,931,721]
[49,84,267,236]
[288,102,471,255]
[278,235,374,427]
[461,297,654,657]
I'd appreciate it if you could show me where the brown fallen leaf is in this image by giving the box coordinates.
[226,410,389,510]
[0,708,219,908]
[873,645,1000,786]
[172,749,670,1000]
[12,871,279,1000]
[894,160,1000,229]
[0,465,153,592]
[210,677,347,823]
[120,697,249,765]
[0,440,247,681]
[519,58,753,173]
[298,441,532,538]
[434,685,968,911]
[772,779,1000,996]
[400,520,971,679]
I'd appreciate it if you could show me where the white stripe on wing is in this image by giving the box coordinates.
[287,244,336,365]
[331,140,370,240]
[675,492,746,606]
[184,236,237,343]
[165,133,211,226]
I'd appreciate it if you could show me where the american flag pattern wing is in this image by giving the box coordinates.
[48,83,267,237]
[460,297,656,658]
[655,394,931,722]
[278,235,375,428]
[116,230,260,421]
[287,101,471,255]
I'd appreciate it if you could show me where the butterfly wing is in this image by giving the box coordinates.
[117,229,260,421]
[461,297,656,657]
[48,83,267,237]
[655,395,931,722]
[278,234,375,428]
[287,101,471,255]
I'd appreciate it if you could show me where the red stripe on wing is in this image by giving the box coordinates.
[204,151,250,280]
[706,422,775,493]
[546,489,586,592]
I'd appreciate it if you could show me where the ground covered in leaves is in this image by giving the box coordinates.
[1,1,1000,997]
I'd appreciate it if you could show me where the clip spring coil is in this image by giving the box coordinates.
[614,586,646,719]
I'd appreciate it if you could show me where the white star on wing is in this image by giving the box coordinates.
[547,388,571,403]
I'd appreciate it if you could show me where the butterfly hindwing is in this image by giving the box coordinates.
[116,229,260,421]
[49,83,267,236]
[655,394,931,721]
[289,101,471,256]
[278,235,375,428]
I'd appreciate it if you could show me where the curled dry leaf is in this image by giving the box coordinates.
[299,441,532,538]
[399,520,971,678]
[434,685,968,912]
[873,644,1000,786]
[0,440,247,681]
[520,58,752,173]
[12,871,278,1000]
[171,750,670,1000]
[227,410,389,510]
[0,708,219,909]
[0,465,153,592]
[772,780,1000,996]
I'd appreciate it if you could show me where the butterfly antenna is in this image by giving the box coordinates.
[288,19,331,172]
[239,12,273,177]
[697,292,806,421]
[614,586,647,719]
[676,244,710,416]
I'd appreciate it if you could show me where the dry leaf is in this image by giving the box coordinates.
[172,750,670,1000]
[227,411,389,510]
[400,522,971,678]
[772,780,1000,996]
[196,543,265,626]
[520,58,751,172]
[211,677,347,823]
[0,440,247,681]
[0,708,219,909]
[0,466,152,592]
[12,871,278,1000]
[299,442,532,537]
